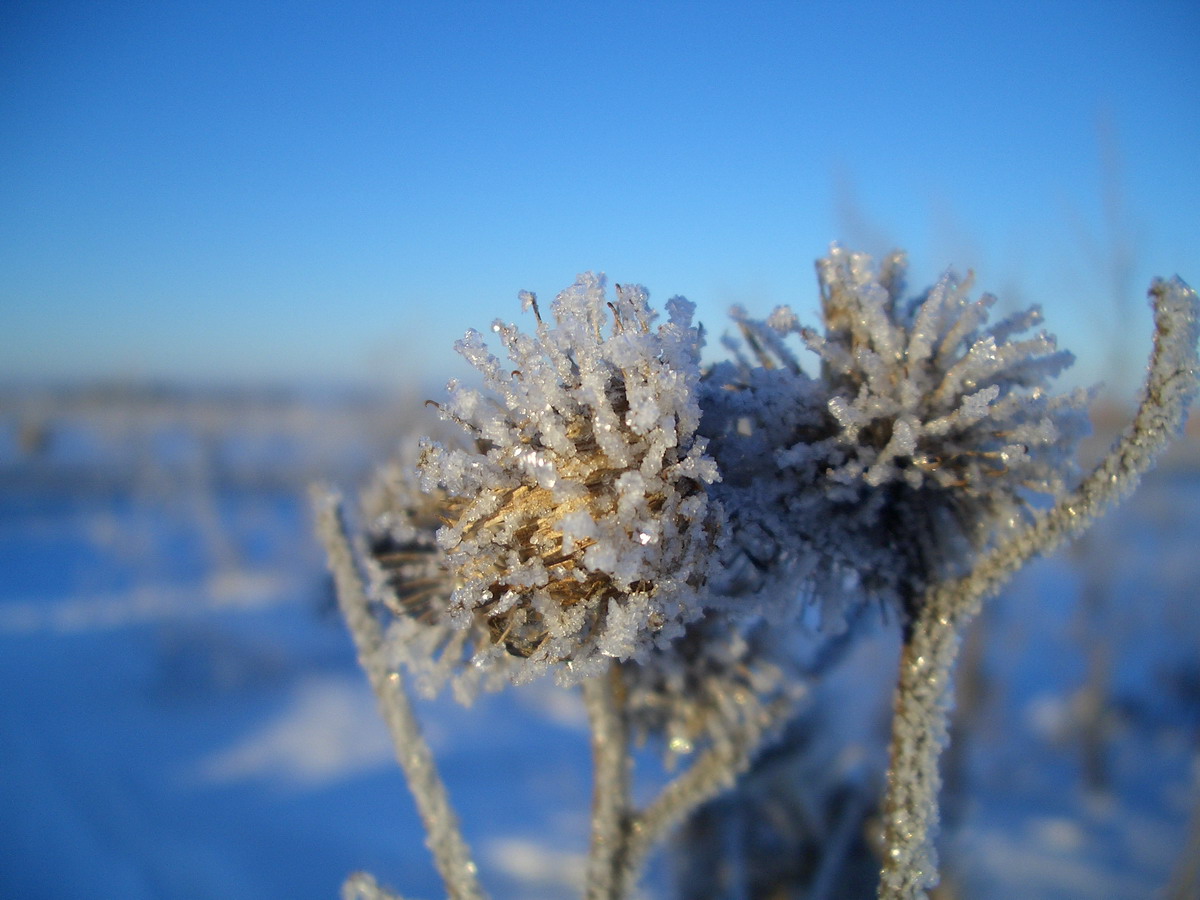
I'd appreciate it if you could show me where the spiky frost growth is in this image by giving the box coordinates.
[418,273,722,686]
[704,245,1091,618]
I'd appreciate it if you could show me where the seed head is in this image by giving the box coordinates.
[704,245,1091,619]
[417,273,723,685]
[622,612,802,767]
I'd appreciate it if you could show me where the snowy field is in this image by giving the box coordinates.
[1,386,1197,899]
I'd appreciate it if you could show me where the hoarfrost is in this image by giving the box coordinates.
[369,273,723,692]
[703,244,1091,621]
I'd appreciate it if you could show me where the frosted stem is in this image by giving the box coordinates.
[620,695,795,895]
[583,663,632,900]
[878,277,1199,899]
[312,487,486,900]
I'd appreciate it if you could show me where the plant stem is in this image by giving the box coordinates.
[877,277,1199,899]
[312,487,485,900]
[583,662,632,900]
[622,694,795,895]
[878,597,960,899]
[341,871,407,900]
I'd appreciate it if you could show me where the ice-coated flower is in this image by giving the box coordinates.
[703,245,1091,618]
[412,273,723,686]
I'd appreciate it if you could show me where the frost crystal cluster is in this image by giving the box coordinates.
[704,246,1091,618]
[392,273,721,688]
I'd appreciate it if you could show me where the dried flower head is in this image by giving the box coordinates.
[704,245,1091,618]
[416,273,722,685]
[362,447,518,702]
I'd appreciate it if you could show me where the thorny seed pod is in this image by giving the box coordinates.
[409,273,723,687]
[702,245,1092,622]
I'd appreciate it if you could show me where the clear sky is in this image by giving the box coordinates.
[2,0,1198,395]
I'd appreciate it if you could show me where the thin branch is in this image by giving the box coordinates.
[312,486,486,900]
[878,277,1199,899]
[583,663,633,900]
[620,694,796,895]
[342,872,407,900]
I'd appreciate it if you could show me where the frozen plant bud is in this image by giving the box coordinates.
[419,274,722,686]
[705,245,1091,619]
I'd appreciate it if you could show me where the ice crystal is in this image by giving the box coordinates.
[704,245,1092,619]
[410,273,722,687]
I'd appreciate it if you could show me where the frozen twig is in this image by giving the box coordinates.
[312,486,486,900]
[878,277,1200,899]
[620,694,796,894]
[583,663,633,900]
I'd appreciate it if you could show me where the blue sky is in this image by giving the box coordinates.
[2,0,1198,394]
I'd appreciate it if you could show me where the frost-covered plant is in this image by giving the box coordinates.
[412,274,722,687]
[878,274,1200,899]
[313,248,1198,900]
[704,246,1092,623]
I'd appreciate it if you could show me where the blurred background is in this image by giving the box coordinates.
[1,2,1197,897]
